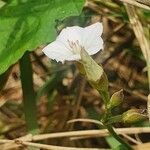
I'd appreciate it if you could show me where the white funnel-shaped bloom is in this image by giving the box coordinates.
[43,22,103,63]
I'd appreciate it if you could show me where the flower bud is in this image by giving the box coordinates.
[122,109,147,124]
[107,89,124,109]
[80,48,108,92]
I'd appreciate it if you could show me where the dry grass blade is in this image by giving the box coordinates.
[67,119,143,144]
[120,0,150,10]
[0,141,110,150]
[125,5,150,60]
[22,141,108,150]
[70,134,141,145]
[125,4,150,120]
[67,118,103,126]
[121,134,141,145]
[133,142,150,150]
[1,127,150,149]
[1,127,150,143]
[0,134,33,150]
[27,127,150,141]
[135,0,150,6]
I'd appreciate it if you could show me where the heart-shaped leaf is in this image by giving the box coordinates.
[0,0,85,74]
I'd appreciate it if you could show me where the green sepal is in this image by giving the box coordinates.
[107,89,124,109]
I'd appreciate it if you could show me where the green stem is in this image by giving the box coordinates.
[106,125,133,150]
[106,115,122,125]
[99,91,110,106]
[20,52,38,134]
[100,90,133,149]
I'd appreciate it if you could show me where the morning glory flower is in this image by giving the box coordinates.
[42,22,103,63]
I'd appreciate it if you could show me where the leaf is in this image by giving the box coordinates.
[106,137,128,150]
[0,0,85,74]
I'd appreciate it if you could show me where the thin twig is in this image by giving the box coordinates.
[122,134,141,145]
[69,79,86,130]
[1,127,149,144]
[68,119,141,145]
[31,127,150,141]
[134,134,143,143]
[22,141,107,150]
[1,128,150,149]
[67,118,103,126]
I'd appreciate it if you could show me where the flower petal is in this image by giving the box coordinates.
[56,26,84,46]
[42,41,74,62]
[83,22,103,55]
[84,22,103,36]
[42,22,104,63]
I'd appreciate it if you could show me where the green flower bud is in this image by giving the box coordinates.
[122,109,147,124]
[107,89,124,109]
[80,48,108,92]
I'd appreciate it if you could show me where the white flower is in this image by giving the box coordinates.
[42,22,103,63]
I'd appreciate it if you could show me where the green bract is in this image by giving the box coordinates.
[107,89,124,109]
[0,0,85,74]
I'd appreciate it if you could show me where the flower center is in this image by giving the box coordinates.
[67,40,83,54]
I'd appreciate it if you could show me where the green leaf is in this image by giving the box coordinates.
[106,136,128,150]
[19,52,38,134]
[20,52,39,150]
[0,0,85,74]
